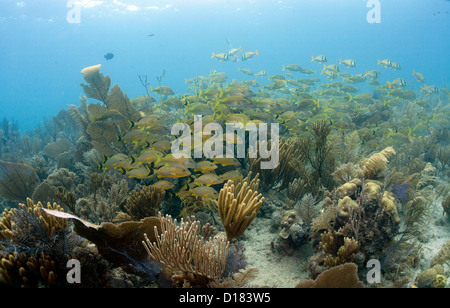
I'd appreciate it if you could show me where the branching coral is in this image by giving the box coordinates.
[333,163,362,185]
[402,196,430,241]
[0,198,77,287]
[122,185,166,221]
[142,213,229,283]
[319,230,360,267]
[45,168,77,191]
[309,146,405,276]
[284,120,336,198]
[362,147,396,180]
[324,237,361,267]
[305,119,335,181]
[249,138,302,190]
[69,172,128,224]
[0,198,67,243]
[180,195,218,218]
[311,200,337,233]
[54,186,77,213]
[1,252,58,287]
[288,178,307,201]
[218,173,264,241]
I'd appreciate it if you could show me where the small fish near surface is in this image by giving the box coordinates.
[104,52,114,61]
[311,55,328,63]
[150,86,175,96]
[421,85,439,95]
[238,68,254,76]
[339,59,356,68]
[282,64,302,72]
[377,59,391,68]
[211,52,230,62]
[241,50,258,61]
[412,70,426,83]
[386,78,407,89]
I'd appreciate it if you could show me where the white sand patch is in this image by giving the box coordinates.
[240,217,313,288]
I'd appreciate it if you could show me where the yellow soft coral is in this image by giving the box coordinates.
[381,191,400,223]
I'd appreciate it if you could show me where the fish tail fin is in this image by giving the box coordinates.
[377,59,381,65]
[211,52,215,58]
[314,98,320,109]
[282,65,286,71]
[386,81,393,89]
[147,162,155,176]
[128,120,135,129]
[155,154,162,165]
[345,94,353,103]
[339,58,342,64]
[97,162,103,170]
[118,167,126,175]
[254,50,258,55]
[130,155,136,165]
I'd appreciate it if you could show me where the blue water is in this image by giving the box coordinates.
[0,0,449,132]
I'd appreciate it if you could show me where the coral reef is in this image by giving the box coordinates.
[43,208,161,268]
[1,59,449,289]
[0,161,40,201]
[142,213,229,286]
[218,173,264,241]
[0,198,76,287]
[415,265,446,288]
[294,193,319,231]
[361,147,396,180]
[295,263,364,288]
[80,64,111,104]
[430,240,450,268]
[121,185,166,221]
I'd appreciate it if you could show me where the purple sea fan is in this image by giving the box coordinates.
[223,241,248,277]
[391,181,410,203]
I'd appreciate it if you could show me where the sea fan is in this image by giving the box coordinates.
[1,207,80,259]
[295,193,319,232]
[362,147,396,179]
[390,181,410,203]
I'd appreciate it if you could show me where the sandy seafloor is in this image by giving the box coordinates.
[240,193,450,288]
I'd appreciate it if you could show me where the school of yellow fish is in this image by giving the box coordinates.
[97,52,449,202]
